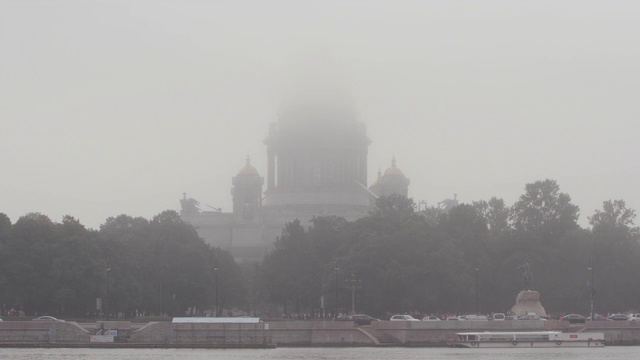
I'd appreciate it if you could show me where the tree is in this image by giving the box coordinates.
[95,210,246,318]
[0,213,10,233]
[588,200,640,311]
[473,197,511,235]
[589,200,639,235]
[97,214,151,317]
[260,220,323,314]
[371,194,416,223]
[510,179,579,237]
[211,246,247,316]
[3,213,58,314]
[307,216,347,265]
[0,214,12,311]
[51,216,102,317]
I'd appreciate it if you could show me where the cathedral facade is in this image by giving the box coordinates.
[180,102,410,262]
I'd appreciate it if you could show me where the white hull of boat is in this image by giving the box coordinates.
[450,340,605,348]
[450,331,605,348]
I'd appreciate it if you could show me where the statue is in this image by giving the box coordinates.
[518,262,533,290]
[180,193,201,215]
[511,262,547,318]
[437,194,459,213]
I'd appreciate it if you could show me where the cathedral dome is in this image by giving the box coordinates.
[277,66,357,125]
[237,157,259,176]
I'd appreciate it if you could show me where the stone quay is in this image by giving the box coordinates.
[2,319,640,347]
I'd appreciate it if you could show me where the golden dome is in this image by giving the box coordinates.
[369,168,382,188]
[383,157,405,176]
[237,157,259,176]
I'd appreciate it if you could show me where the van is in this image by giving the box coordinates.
[492,313,505,321]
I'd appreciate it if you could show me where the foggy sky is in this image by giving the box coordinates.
[2,1,639,229]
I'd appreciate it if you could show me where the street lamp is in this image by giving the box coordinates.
[474,267,479,315]
[334,266,339,320]
[214,267,219,317]
[588,266,594,320]
[344,274,362,315]
[106,264,111,321]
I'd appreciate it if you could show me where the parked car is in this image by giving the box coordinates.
[446,316,465,321]
[465,314,489,321]
[421,316,441,321]
[587,314,611,321]
[628,314,640,321]
[32,316,64,322]
[390,314,420,321]
[560,314,586,324]
[517,313,545,321]
[351,314,379,326]
[609,313,629,321]
[505,315,517,320]
[336,314,353,321]
[492,313,505,321]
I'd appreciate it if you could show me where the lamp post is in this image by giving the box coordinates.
[344,274,362,315]
[588,266,594,320]
[214,267,219,317]
[334,266,339,320]
[474,267,479,315]
[105,264,111,321]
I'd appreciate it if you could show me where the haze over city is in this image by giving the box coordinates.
[2,1,639,229]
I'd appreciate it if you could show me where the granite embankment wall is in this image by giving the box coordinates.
[129,322,271,345]
[374,320,640,345]
[0,321,89,343]
[2,320,640,346]
[127,320,640,346]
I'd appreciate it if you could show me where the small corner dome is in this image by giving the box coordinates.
[237,157,259,176]
[383,157,405,176]
[369,168,382,189]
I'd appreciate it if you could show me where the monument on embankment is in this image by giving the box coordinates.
[510,262,548,318]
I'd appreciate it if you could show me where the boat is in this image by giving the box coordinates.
[449,331,605,348]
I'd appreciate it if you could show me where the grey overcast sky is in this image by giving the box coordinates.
[1,1,639,229]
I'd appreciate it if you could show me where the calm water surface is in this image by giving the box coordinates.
[1,347,639,360]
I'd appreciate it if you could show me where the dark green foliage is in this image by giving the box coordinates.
[0,211,243,319]
[511,179,580,237]
[3,179,640,319]
[260,220,324,314]
[258,181,640,318]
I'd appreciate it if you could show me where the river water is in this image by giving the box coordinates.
[1,347,639,360]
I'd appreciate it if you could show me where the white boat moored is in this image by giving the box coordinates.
[449,331,605,348]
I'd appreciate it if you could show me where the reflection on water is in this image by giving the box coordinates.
[1,347,637,360]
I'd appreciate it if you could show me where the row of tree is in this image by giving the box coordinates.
[1,179,638,319]
[0,211,245,318]
[256,179,640,317]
